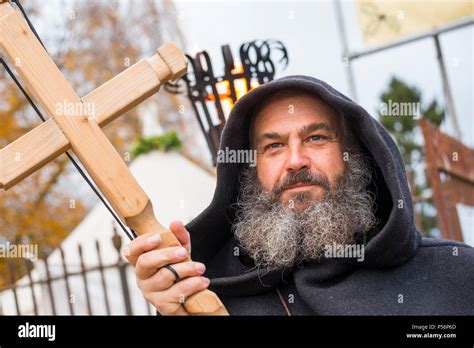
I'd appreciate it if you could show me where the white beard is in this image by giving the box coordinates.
[233,153,377,270]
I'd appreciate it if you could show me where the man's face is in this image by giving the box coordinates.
[252,93,345,211]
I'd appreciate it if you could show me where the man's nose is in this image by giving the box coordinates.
[285,144,311,172]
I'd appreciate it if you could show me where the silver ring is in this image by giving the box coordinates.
[163,265,180,283]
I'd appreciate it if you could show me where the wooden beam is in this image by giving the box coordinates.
[0,121,70,189]
[0,43,186,189]
[420,119,471,242]
[92,43,187,127]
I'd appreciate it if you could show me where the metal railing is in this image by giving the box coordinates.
[0,230,154,316]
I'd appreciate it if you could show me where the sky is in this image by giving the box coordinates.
[174,0,473,146]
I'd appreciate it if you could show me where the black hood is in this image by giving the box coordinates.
[187,75,421,270]
[187,76,421,295]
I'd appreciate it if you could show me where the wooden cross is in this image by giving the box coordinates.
[0,1,227,315]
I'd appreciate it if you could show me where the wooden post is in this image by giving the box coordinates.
[0,2,228,315]
[420,119,474,242]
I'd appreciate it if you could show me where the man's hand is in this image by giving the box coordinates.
[124,221,210,315]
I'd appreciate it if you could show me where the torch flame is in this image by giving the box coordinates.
[206,61,260,118]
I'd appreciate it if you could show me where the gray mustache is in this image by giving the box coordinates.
[273,169,330,197]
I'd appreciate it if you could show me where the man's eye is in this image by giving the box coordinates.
[266,143,282,150]
[308,135,328,142]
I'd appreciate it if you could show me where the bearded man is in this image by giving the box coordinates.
[125,76,474,315]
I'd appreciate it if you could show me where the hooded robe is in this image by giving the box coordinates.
[186,75,474,315]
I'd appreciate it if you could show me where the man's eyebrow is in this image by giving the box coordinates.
[255,132,287,147]
[298,122,335,137]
